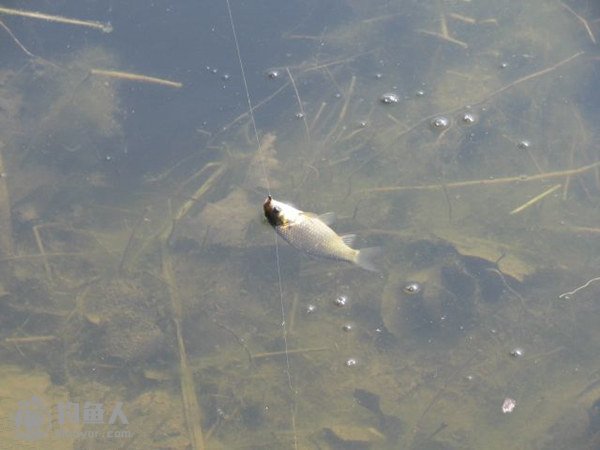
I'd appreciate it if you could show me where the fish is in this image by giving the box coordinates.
[263,195,381,271]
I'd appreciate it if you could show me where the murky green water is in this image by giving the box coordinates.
[0,0,599,449]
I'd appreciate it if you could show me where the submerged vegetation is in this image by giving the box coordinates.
[0,0,599,448]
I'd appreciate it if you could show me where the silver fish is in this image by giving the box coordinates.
[263,195,380,271]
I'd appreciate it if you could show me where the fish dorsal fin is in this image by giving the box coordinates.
[341,234,356,247]
[317,212,336,226]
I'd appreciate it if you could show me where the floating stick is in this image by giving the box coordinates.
[90,69,182,88]
[0,7,112,33]
[509,184,561,215]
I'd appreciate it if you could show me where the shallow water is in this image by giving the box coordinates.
[0,0,599,449]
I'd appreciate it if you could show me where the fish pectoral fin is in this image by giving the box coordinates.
[317,212,336,226]
[341,234,357,247]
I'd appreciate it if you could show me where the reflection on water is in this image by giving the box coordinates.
[0,0,600,448]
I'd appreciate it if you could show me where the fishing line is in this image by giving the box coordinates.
[224,0,298,447]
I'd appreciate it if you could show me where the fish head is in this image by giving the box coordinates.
[263,195,299,227]
[263,195,285,226]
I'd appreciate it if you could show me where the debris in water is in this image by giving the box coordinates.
[502,397,517,413]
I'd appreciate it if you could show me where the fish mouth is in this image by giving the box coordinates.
[263,195,280,227]
[263,195,274,216]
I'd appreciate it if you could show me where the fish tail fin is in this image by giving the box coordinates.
[355,247,383,272]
